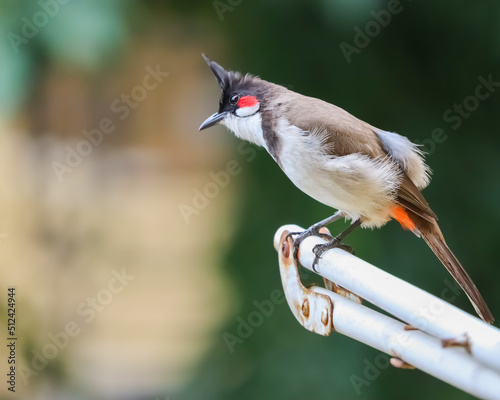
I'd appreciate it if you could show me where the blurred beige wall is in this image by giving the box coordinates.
[0,28,237,398]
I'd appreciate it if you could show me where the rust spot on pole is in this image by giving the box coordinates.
[321,308,329,326]
[442,333,472,354]
[301,299,310,317]
[390,357,416,369]
[404,324,418,331]
[282,240,290,258]
[318,227,331,236]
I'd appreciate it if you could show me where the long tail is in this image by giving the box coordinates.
[420,222,494,324]
[391,204,494,323]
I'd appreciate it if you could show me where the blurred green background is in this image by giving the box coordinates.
[1,1,499,399]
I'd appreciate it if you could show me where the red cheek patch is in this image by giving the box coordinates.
[238,95,259,108]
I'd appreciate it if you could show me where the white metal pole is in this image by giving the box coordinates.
[273,225,500,374]
[316,286,500,400]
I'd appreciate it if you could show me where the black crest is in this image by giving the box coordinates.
[202,54,229,89]
[201,54,263,95]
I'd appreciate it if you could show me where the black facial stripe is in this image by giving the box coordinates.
[260,109,281,167]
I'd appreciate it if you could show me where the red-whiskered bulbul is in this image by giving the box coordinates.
[199,54,494,324]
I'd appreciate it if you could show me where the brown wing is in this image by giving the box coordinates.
[284,95,386,158]
[397,175,437,222]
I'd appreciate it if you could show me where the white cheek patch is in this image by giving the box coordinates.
[236,103,260,117]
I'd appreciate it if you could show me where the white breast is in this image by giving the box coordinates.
[276,120,401,228]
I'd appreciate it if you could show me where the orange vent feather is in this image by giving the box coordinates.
[391,205,416,231]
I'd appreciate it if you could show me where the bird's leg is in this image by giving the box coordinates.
[312,219,361,271]
[286,211,343,262]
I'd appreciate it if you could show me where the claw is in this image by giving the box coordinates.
[285,231,303,262]
[287,228,332,264]
[338,244,354,255]
[312,238,342,271]
[287,217,359,272]
[285,231,300,261]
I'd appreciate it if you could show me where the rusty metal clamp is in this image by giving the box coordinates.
[273,226,500,399]
[277,230,335,336]
[276,229,362,336]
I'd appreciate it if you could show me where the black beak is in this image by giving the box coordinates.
[198,111,228,131]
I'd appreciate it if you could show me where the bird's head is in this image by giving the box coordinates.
[198,54,263,131]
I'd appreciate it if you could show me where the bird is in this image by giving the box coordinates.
[198,54,494,324]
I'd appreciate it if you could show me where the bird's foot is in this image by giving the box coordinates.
[286,226,332,263]
[312,238,354,271]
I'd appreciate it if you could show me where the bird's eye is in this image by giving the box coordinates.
[230,94,239,105]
